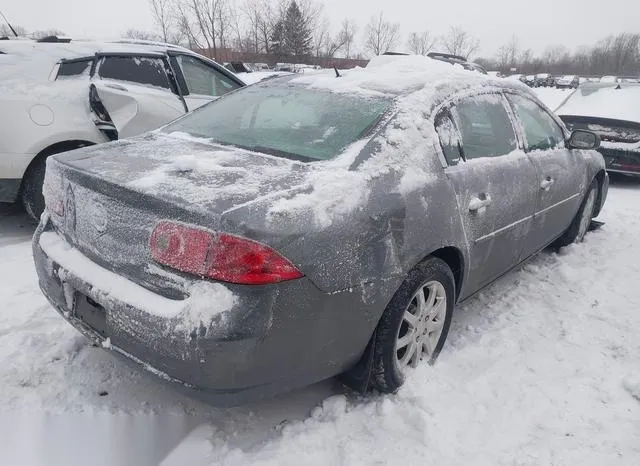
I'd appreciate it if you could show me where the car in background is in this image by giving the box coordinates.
[487,71,504,78]
[505,73,528,85]
[534,73,552,87]
[556,75,579,89]
[619,76,640,84]
[599,75,618,83]
[557,82,640,176]
[0,37,245,218]
[426,52,487,74]
[33,56,607,405]
[524,75,535,87]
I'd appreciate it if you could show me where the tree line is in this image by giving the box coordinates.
[478,33,640,77]
[3,4,639,76]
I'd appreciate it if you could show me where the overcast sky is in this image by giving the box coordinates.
[2,0,639,57]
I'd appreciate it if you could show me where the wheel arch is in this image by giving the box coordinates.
[340,246,465,393]
[592,169,607,217]
[416,246,465,301]
[19,140,96,195]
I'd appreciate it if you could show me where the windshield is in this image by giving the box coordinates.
[163,81,391,161]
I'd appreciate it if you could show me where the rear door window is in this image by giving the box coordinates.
[97,56,172,90]
[451,95,518,160]
[175,55,240,97]
[57,59,92,78]
[507,94,565,151]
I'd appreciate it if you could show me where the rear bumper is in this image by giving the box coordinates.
[32,216,377,405]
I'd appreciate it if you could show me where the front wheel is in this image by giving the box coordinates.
[372,257,455,393]
[554,180,598,247]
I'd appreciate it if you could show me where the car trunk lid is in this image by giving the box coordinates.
[45,133,312,297]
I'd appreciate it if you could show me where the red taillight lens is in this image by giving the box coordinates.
[149,221,303,285]
[42,168,64,216]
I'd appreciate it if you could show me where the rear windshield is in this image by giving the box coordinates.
[162,82,391,161]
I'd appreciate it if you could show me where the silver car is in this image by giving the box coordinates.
[33,65,608,405]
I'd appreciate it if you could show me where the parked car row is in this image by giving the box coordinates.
[503,73,636,89]
[23,52,608,405]
[556,82,640,177]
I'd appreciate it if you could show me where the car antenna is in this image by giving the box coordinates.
[0,10,18,37]
[334,66,341,78]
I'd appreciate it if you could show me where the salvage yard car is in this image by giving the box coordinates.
[557,82,640,176]
[556,75,579,89]
[0,38,244,218]
[33,56,608,405]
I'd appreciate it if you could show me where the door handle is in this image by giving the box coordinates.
[469,194,492,212]
[540,177,555,191]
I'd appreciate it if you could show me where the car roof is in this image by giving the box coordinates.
[0,39,192,60]
[274,55,533,115]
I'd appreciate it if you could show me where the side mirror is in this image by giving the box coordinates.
[568,129,600,150]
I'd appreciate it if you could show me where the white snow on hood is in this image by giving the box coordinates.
[556,84,640,122]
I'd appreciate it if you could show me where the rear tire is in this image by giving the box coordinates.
[372,257,455,393]
[554,179,598,248]
[21,157,47,221]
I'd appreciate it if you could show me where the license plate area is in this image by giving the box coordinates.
[74,294,107,337]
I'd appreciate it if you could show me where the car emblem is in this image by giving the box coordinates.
[65,185,76,234]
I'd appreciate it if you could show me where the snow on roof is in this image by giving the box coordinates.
[0,39,190,60]
[291,54,524,106]
[556,83,640,122]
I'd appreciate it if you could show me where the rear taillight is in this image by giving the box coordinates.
[149,221,303,285]
[42,166,64,216]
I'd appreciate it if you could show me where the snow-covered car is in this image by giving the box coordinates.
[556,75,579,89]
[534,73,552,87]
[557,83,640,176]
[33,56,608,405]
[600,75,619,83]
[505,73,527,84]
[0,38,245,218]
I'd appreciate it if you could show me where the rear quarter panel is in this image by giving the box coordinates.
[0,81,107,176]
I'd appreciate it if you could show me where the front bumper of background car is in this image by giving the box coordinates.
[599,146,640,176]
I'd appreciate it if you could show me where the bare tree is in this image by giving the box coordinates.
[184,0,233,57]
[337,19,357,58]
[497,35,519,69]
[407,31,436,56]
[364,12,400,56]
[440,26,479,59]
[149,0,173,42]
[0,23,27,37]
[123,29,161,41]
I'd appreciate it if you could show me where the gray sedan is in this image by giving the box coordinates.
[33,65,608,405]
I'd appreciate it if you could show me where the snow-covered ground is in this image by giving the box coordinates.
[1,89,639,465]
[533,86,575,110]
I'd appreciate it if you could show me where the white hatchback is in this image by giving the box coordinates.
[0,38,245,218]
